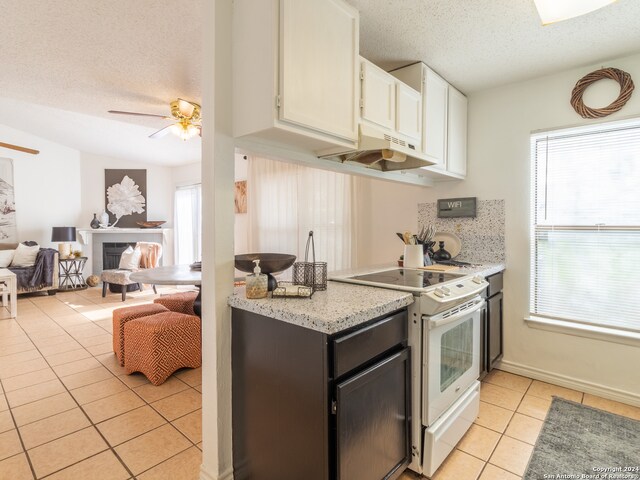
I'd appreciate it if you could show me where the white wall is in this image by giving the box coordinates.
[358,52,640,402]
[0,124,82,247]
[79,152,174,229]
[171,161,201,187]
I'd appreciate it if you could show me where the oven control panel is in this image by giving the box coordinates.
[421,277,488,316]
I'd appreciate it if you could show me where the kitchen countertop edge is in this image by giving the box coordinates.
[228,283,414,335]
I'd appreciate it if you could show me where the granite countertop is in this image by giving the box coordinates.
[458,263,505,277]
[228,282,414,335]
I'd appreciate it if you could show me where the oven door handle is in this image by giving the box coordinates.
[427,300,484,329]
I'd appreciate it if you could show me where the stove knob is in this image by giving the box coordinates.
[441,286,451,295]
[434,288,446,298]
[472,275,484,284]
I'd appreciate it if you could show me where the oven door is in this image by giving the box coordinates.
[422,298,482,426]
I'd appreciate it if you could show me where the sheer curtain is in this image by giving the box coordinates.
[175,184,202,265]
[247,155,356,272]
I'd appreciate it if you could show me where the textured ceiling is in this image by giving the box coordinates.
[347,0,640,93]
[0,0,639,164]
[0,0,203,165]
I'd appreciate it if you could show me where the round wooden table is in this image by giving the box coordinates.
[130,265,202,316]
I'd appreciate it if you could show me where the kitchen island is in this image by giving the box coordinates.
[229,282,415,480]
[228,281,414,334]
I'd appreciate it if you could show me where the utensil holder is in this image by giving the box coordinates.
[292,231,328,291]
[403,245,424,269]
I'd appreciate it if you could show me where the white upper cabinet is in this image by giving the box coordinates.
[396,82,422,144]
[447,86,468,177]
[361,59,396,131]
[423,68,448,169]
[391,62,467,179]
[360,57,421,147]
[233,0,359,151]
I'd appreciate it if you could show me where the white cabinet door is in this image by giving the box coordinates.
[423,68,448,169]
[279,0,359,142]
[447,87,468,176]
[396,82,422,144]
[361,59,396,131]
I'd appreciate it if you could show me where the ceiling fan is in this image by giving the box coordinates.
[108,98,202,141]
[0,142,39,155]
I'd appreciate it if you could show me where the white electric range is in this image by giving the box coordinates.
[331,267,489,477]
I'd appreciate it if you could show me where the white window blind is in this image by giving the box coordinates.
[531,119,640,333]
[175,184,202,265]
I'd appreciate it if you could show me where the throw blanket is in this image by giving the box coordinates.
[14,248,58,291]
[138,242,163,269]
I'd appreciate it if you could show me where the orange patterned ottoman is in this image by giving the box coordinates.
[112,303,169,366]
[123,311,202,386]
[153,291,198,315]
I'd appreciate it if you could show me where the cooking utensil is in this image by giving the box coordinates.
[403,231,413,245]
[396,232,406,243]
[425,225,435,242]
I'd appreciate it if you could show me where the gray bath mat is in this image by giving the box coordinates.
[524,397,640,480]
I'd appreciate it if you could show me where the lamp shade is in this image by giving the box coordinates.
[51,227,77,242]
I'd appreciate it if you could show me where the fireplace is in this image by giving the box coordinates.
[103,242,137,270]
[77,228,169,277]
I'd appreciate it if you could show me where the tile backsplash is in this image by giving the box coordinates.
[417,199,505,264]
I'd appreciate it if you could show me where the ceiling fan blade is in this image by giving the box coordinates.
[149,124,175,139]
[108,110,172,120]
[176,99,196,118]
[0,141,39,155]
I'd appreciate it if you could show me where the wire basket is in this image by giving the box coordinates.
[292,231,327,291]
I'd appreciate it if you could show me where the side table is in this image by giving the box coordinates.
[59,257,88,291]
[0,268,17,318]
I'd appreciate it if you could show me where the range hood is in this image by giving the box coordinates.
[318,124,435,172]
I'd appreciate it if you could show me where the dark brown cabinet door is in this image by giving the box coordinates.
[487,292,503,369]
[335,348,410,480]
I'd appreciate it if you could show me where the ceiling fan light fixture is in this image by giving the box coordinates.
[533,0,617,25]
[172,122,200,141]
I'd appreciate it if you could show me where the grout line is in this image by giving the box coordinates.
[14,299,137,479]
[4,290,202,478]
[0,301,43,480]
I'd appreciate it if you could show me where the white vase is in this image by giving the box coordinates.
[99,210,109,227]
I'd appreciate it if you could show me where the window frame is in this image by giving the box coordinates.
[528,117,640,344]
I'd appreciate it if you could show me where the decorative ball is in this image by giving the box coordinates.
[86,275,100,287]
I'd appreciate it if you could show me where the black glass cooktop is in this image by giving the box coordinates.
[349,269,464,289]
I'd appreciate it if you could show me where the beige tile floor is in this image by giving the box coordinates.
[2,288,640,480]
[0,286,202,479]
[399,369,640,480]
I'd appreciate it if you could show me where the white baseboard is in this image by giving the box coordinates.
[498,359,640,408]
[200,464,234,480]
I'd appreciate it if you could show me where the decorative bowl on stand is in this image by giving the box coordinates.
[234,253,297,291]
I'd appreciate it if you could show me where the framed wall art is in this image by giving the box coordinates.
[104,169,147,228]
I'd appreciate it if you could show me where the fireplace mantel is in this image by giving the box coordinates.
[77,228,173,276]
[77,228,172,244]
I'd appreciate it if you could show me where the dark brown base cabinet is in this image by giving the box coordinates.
[480,271,504,378]
[232,308,411,480]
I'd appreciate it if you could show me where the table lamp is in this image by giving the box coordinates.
[51,227,76,259]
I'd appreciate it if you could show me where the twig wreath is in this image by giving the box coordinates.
[570,67,634,119]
